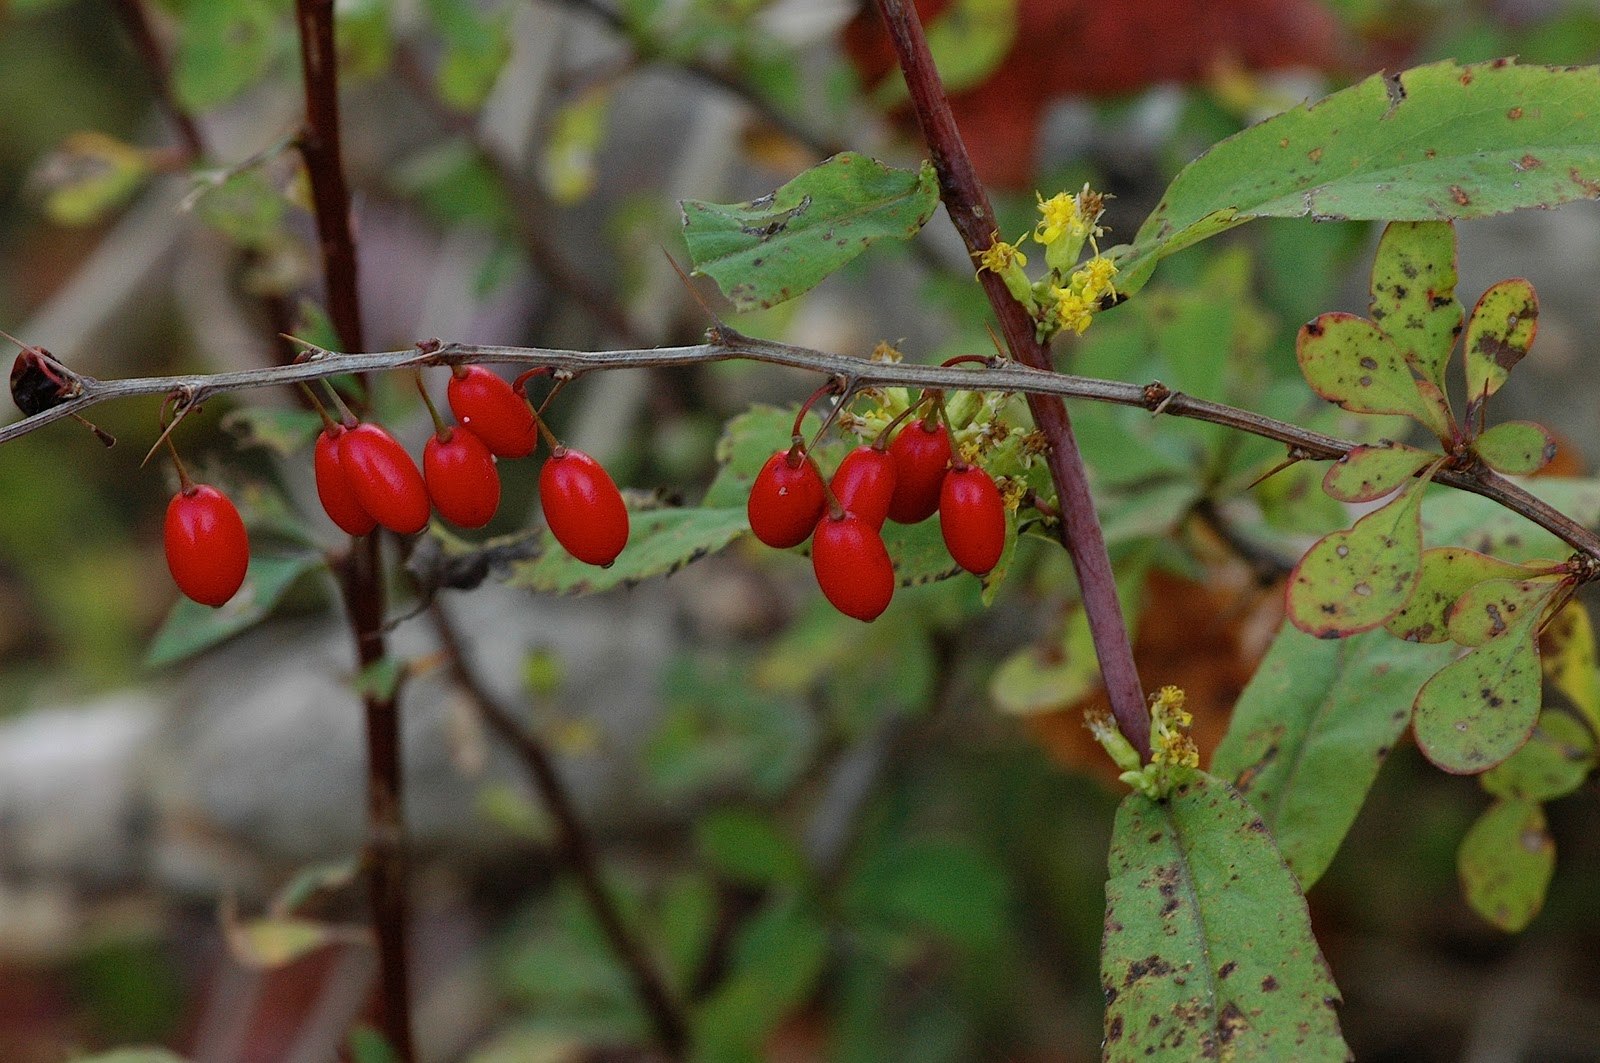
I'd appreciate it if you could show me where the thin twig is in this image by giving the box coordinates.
[871,0,1151,758]
[427,602,689,1057]
[8,333,1597,558]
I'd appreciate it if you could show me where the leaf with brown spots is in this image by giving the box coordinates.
[1481,710,1596,803]
[1101,772,1349,1061]
[1444,576,1565,648]
[1286,467,1435,638]
[1474,419,1557,476]
[1384,547,1536,644]
[1413,605,1545,774]
[1367,221,1462,392]
[1458,798,1554,931]
[1322,442,1439,503]
[1297,313,1453,438]
[1463,278,1538,411]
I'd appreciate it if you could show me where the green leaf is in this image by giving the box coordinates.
[1474,419,1557,475]
[1296,313,1451,436]
[845,839,1010,953]
[510,506,747,595]
[658,872,717,992]
[703,405,825,510]
[271,856,359,916]
[1114,60,1600,293]
[334,0,393,82]
[1482,710,1596,802]
[1384,547,1533,644]
[1367,221,1461,390]
[1463,279,1538,408]
[1422,477,1600,562]
[34,131,151,226]
[1542,603,1600,732]
[1321,442,1438,503]
[1445,576,1564,647]
[146,554,322,668]
[348,1027,400,1063]
[1214,626,1455,887]
[355,656,405,702]
[682,152,940,311]
[194,168,288,249]
[1458,798,1554,931]
[1286,471,1430,638]
[692,895,829,1061]
[873,0,1017,104]
[224,911,346,969]
[222,405,324,457]
[1413,606,1545,774]
[541,87,611,205]
[426,0,512,110]
[174,0,283,111]
[989,608,1100,715]
[1102,773,1348,1062]
[697,808,807,888]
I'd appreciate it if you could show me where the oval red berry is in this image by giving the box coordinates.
[425,427,501,528]
[939,464,1006,575]
[830,445,897,529]
[165,484,250,608]
[540,447,629,566]
[811,512,895,622]
[339,423,431,535]
[314,427,377,536]
[748,449,825,548]
[886,420,951,524]
[447,366,538,458]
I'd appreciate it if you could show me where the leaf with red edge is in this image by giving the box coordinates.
[1464,279,1538,410]
[1368,221,1462,392]
[1297,313,1452,438]
[1445,576,1566,647]
[1413,607,1545,774]
[1384,547,1536,644]
[1322,442,1438,503]
[1474,420,1556,476]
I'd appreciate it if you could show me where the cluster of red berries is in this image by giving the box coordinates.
[747,412,1007,622]
[163,364,631,609]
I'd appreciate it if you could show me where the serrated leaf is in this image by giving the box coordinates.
[1112,60,1600,295]
[1322,442,1438,503]
[1214,626,1455,887]
[696,809,807,888]
[1464,279,1538,409]
[146,554,322,668]
[703,405,825,510]
[1296,313,1451,436]
[1385,547,1535,644]
[1482,710,1596,802]
[509,506,747,595]
[1368,220,1462,390]
[1542,602,1600,731]
[1286,471,1431,638]
[1445,576,1564,647]
[681,152,940,311]
[1474,419,1557,475]
[1102,773,1348,1062]
[1458,798,1554,931]
[174,0,283,111]
[1413,608,1544,774]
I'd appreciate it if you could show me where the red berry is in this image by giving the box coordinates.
[811,511,895,622]
[447,366,538,458]
[339,423,431,535]
[748,449,826,548]
[425,427,501,528]
[887,419,952,524]
[165,484,250,608]
[314,427,377,536]
[829,444,897,529]
[540,447,629,566]
[939,464,1006,575]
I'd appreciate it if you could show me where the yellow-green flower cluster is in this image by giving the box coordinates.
[975,184,1119,341]
[1034,186,1105,272]
[975,237,1037,313]
[1118,685,1201,799]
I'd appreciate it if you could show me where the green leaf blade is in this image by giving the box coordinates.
[1481,710,1597,802]
[1384,547,1534,644]
[1464,279,1539,406]
[1322,442,1437,503]
[1413,611,1545,774]
[1474,420,1557,476]
[146,554,322,668]
[1102,773,1348,1062]
[508,506,748,595]
[1368,220,1462,390]
[1458,798,1554,931]
[1297,313,1451,435]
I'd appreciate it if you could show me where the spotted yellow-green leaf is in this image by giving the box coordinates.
[1322,442,1438,503]
[33,131,151,226]
[1474,419,1556,475]
[1445,576,1565,647]
[681,153,940,311]
[1458,798,1554,932]
[1385,547,1536,644]
[1102,773,1349,1062]
[1287,471,1431,638]
[1413,608,1543,774]
[1542,602,1600,732]
[1463,279,1538,409]
[1368,220,1462,391]
[1297,313,1451,437]
[1482,710,1596,802]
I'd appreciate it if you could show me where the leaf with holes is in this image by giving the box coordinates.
[1482,710,1596,802]
[1287,471,1431,638]
[1322,442,1438,503]
[1458,798,1554,932]
[1109,60,1600,295]
[1474,419,1555,475]
[681,152,940,311]
[1368,220,1462,390]
[1102,773,1349,1062]
[1385,547,1536,644]
[1464,279,1538,409]
[1445,576,1565,647]
[1297,313,1451,437]
[1214,625,1455,887]
[1413,607,1544,774]
[1542,603,1600,732]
